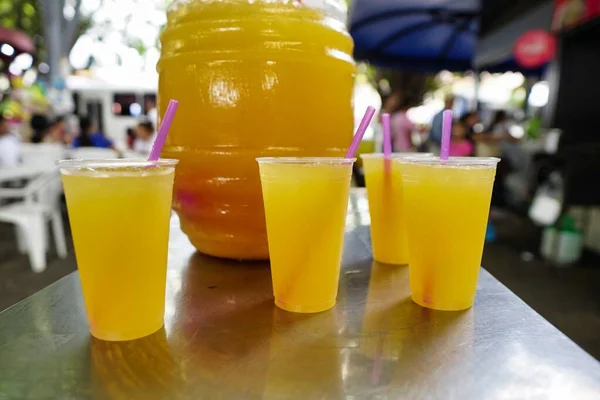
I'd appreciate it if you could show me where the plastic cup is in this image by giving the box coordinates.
[257,157,354,313]
[361,153,432,265]
[59,159,178,341]
[397,157,500,311]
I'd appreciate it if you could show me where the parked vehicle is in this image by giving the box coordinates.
[67,75,156,149]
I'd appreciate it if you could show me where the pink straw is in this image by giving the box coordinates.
[382,113,391,159]
[345,106,376,158]
[440,110,453,161]
[148,99,179,161]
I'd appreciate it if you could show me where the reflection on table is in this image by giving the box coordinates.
[1,190,600,399]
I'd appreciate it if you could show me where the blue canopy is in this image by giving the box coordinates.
[349,0,480,72]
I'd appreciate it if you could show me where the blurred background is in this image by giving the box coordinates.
[0,0,599,359]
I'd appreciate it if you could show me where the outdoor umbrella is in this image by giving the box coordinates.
[0,27,34,60]
[349,0,480,72]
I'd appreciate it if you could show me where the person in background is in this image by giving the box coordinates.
[474,110,515,207]
[459,111,479,150]
[52,116,72,144]
[381,92,400,115]
[145,98,158,128]
[72,116,114,148]
[489,110,510,137]
[30,114,50,144]
[126,128,136,150]
[0,114,21,167]
[133,120,156,156]
[42,118,67,144]
[449,122,473,157]
[429,95,454,148]
[473,110,514,158]
[389,93,418,152]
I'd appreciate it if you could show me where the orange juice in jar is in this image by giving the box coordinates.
[158,0,355,259]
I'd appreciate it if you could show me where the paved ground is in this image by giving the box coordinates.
[0,216,76,312]
[483,211,600,361]
[1,210,599,360]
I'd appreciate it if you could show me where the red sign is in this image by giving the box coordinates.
[513,30,556,68]
[552,0,600,31]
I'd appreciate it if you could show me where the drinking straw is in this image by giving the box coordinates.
[423,109,453,306]
[382,113,391,174]
[279,106,375,308]
[440,109,453,162]
[345,106,376,158]
[382,113,391,158]
[148,99,179,162]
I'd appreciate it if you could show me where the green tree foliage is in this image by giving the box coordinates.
[366,65,441,108]
[0,0,40,33]
[0,0,90,66]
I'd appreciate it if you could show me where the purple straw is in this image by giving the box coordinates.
[148,99,179,161]
[345,106,376,158]
[440,109,453,161]
[382,113,391,159]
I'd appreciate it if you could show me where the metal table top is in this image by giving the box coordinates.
[1,189,600,399]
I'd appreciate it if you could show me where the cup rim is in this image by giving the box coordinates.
[360,152,433,159]
[395,156,500,166]
[256,157,356,165]
[57,158,179,170]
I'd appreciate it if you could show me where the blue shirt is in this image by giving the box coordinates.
[429,110,444,146]
[72,133,113,148]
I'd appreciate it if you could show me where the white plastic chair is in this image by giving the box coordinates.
[0,170,67,273]
[121,150,146,160]
[68,147,119,160]
[20,143,67,167]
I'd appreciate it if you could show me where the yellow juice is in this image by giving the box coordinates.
[60,161,176,340]
[159,1,355,260]
[257,158,353,313]
[399,158,498,310]
[362,154,429,264]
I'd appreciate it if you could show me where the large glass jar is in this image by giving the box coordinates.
[158,0,354,259]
